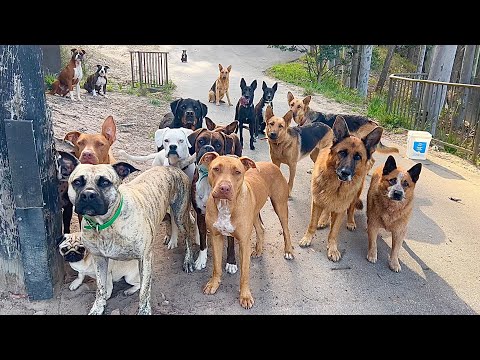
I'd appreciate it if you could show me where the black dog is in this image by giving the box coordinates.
[181,50,187,63]
[254,81,277,138]
[84,65,109,96]
[234,78,257,150]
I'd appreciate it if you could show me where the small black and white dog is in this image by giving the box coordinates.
[254,81,278,137]
[181,50,187,63]
[84,65,109,97]
[234,78,257,150]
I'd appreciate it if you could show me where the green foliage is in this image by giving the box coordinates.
[371,46,382,71]
[44,73,57,90]
[150,98,161,106]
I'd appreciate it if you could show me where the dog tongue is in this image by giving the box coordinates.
[240,97,249,106]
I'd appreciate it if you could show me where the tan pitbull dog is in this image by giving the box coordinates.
[67,162,194,315]
[201,153,294,309]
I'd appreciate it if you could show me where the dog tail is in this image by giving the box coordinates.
[118,149,157,162]
[376,140,399,154]
[355,199,364,210]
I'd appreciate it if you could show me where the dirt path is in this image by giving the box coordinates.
[1,45,479,315]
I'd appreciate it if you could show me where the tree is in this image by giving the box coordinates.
[455,45,478,129]
[416,45,427,74]
[375,45,396,93]
[357,45,373,98]
[449,45,465,83]
[422,45,458,135]
[349,45,360,89]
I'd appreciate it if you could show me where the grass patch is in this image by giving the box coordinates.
[44,73,57,90]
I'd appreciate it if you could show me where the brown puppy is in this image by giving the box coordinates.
[202,153,293,309]
[208,64,233,106]
[366,155,422,272]
[49,48,86,101]
[299,116,382,262]
[60,115,117,233]
[265,105,333,197]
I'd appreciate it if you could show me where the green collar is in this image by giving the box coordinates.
[83,196,123,232]
[198,164,209,182]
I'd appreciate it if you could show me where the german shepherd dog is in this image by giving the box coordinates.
[208,64,233,106]
[299,116,382,262]
[265,105,332,197]
[366,155,422,272]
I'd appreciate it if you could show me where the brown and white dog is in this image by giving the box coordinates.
[49,48,85,101]
[201,153,294,309]
[366,155,422,272]
[208,64,233,106]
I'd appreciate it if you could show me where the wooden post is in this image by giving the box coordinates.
[0,45,64,300]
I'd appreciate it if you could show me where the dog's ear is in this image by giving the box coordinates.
[199,151,219,167]
[382,155,397,176]
[155,128,168,148]
[362,126,383,159]
[272,82,278,94]
[170,98,182,114]
[223,120,238,135]
[262,81,267,91]
[112,162,140,180]
[205,117,216,131]
[407,163,422,183]
[239,156,256,171]
[102,115,117,145]
[198,101,208,119]
[218,64,223,71]
[57,151,80,180]
[283,110,294,126]
[179,128,194,148]
[224,133,234,155]
[287,91,294,104]
[81,49,86,55]
[70,48,77,53]
[251,80,257,91]
[332,116,350,145]
[240,78,246,89]
[265,105,274,121]
[64,131,81,145]
[104,66,109,70]
[303,95,312,107]
[96,64,102,70]
[187,128,206,148]
[227,65,232,72]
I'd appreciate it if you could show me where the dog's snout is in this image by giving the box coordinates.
[268,132,277,140]
[392,190,403,200]
[337,168,352,181]
[186,110,195,117]
[80,189,97,201]
[219,182,231,195]
[169,144,177,151]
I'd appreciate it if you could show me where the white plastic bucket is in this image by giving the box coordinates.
[406,130,432,160]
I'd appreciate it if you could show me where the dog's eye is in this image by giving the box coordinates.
[72,178,84,187]
[388,178,397,185]
[181,105,186,109]
[215,143,221,149]
[213,167,220,172]
[164,139,169,143]
[193,106,198,110]
[96,142,104,147]
[98,178,111,187]
[353,153,361,161]
[297,105,301,109]
[402,180,409,188]
[338,150,347,157]
[77,140,85,146]
[269,122,274,126]
[279,125,284,128]
[235,170,241,175]
[179,139,184,143]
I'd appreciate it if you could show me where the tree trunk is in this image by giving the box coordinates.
[416,45,427,74]
[450,45,465,83]
[422,45,458,136]
[407,45,417,62]
[349,45,360,89]
[465,48,480,130]
[424,45,435,73]
[375,45,395,93]
[453,45,477,129]
[357,45,373,98]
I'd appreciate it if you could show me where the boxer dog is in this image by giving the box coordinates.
[49,48,85,101]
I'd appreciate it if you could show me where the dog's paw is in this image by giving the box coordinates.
[69,278,83,291]
[239,291,254,309]
[124,286,140,296]
[250,145,255,150]
[195,249,207,270]
[284,252,294,260]
[317,222,329,229]
[306,169,313,174]
[203,279,220,295]
[92,92,97,97]
[225,263,238,274]
[216,102,220,106]
[251,249,262,258]
[346,221,356,231]
[389,259,401,272]
[299,236,312,248]
[327,247,342,262]
[367,250,377,263]
[88,300,106,315]
[77,97,83,102]
[103,94,108,98]
[165,235,178,249]
[137,303,152,315]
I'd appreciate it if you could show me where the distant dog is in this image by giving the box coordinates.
[181,50,187,63]
[49,48,85,101]
[59,232,140,299]
[254,81,278,136]
[366,155,422,272]
[265,105,332,197]
[234,78,257,150]
[299,116,382,262]
[84,65,109,97]
[187,119,242,272]
[208,64,233,106]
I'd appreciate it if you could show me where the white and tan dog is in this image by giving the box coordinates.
[59,232,140,299]
[62,155,194,315]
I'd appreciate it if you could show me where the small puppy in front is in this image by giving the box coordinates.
[66,161,194,315]
[84,64,109,97]
[234,78,257,150]
[265,105,332,197]
[208,64,233,106]
[254,81,278,136]
[201,153,294,309]
[366,155,422,272]
[59,232,140,299]
[49,48,85,101]
[299,116,382,262]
